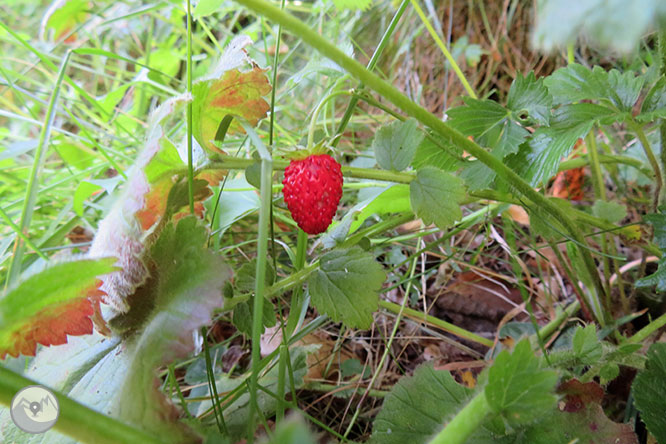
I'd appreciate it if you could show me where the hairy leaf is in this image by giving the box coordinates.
[522,404,638,443]
[1,218,231,443]
[371,364,473,444]
[372,119,424,172]
[410,167,465,229]
[633,343,666,443]
[0,258,116,359]
[308,247,385,329]
[485,339,558,426]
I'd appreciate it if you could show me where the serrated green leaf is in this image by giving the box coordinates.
[544,64,642,112]
[507,71,552,125]
[599,363,620,384]
[447,98,527,158]
[485,339,558,426]
[372,119,424,171]
[506,106,597,186]
[633,343,666,443]
[411,134,462,172]
[591,200,626,224]
[307,247,385,329]
[409,167,465,229]
[371,364,473,444]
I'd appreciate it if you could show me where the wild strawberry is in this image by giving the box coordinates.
[282,154,343,235]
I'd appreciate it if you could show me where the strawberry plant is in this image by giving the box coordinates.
[2,0,666,443]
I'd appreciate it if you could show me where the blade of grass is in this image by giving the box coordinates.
[6,50,72,288]
[186,0,195,214]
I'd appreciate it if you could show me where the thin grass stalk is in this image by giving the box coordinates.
[343,251,420,438]
[246,124,273,443]
[6,50,72,288]
[410,0,477,98]
[186,0,195,214]
[332,0,410,145]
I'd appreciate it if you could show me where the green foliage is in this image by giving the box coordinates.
[370,364,473,444]
[307,247,385,329]
[409,167,465,229]
[372,118,424,172]
[533,0,666,54]
[633,343,666,443]
[485,339,559,427]
[261,417,316,444]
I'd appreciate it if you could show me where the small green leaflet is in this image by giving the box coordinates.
[571,324,603,367]
[409,167,465,229]
[307,247,385,329]
[485,339,558,426]
[372,118,424,172]
[633,343,666,444]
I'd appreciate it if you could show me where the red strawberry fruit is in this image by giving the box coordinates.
[282,154,343,234]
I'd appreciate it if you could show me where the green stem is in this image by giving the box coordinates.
[186,0,194,214]
[343,252,420,439]
[379,300,493,347]
[6,50,72,288]
[586,130,612,314]
[0,366,162,444]
[428,391,490,444]
[627,310,666,344]
[332,0,409,145]
[233,0,607,326]
[209,157,415,183]
[307,91,351,150]
[537,300,580,342]
[629,120,662,212]
[0,206,48,261]
[247,133,273,443]
[659,29,666,205]
[410,0,476,98]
